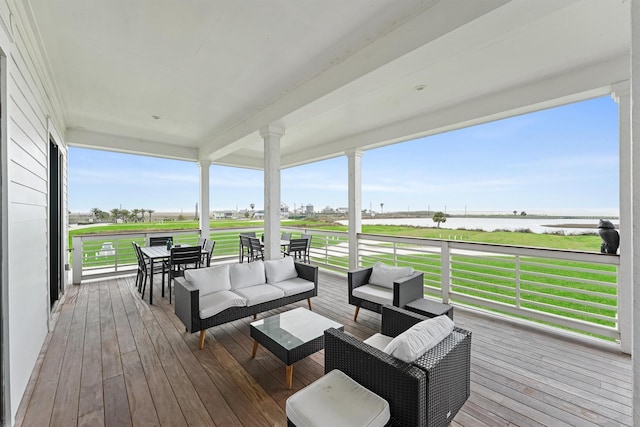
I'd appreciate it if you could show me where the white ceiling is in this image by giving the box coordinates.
[26,0,630,169]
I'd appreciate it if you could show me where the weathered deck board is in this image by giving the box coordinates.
[15,269,633,426]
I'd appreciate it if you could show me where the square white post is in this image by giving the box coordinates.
[261,125,284,260]
[198,160,211,240]
[347,150,363,270]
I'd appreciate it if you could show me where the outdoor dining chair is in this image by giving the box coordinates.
[239,234,252,263]
[149,236,172,247]
[202,240,215,266]
[168,245,202,303]
[248,236,264,261]
[132,241,166,300]
[301,234,312,262]
[286,238,309,262]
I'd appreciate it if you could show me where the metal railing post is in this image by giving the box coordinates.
[515,256,521,308]
[440,241,451,303]
[72,235,82,285]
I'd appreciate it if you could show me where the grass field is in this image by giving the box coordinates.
[71,218,617,340]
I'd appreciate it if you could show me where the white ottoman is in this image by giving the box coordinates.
[286,369,390,427]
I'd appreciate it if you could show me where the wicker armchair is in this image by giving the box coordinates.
[324,306,471,427]
[348,265,424,321]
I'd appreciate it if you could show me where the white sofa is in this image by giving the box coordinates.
[175,256,318,349]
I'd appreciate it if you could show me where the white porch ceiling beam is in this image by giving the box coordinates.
[283,54,628,167]
[198,0,510,160]
[66,128,199,161]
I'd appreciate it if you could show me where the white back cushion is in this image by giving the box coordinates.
[368,262,414,289]
[264,256,298,284]
[184,264,230,297]
[230,261,266,290]
[383,315,455,363]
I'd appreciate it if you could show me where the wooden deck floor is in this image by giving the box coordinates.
[15,269,632,426]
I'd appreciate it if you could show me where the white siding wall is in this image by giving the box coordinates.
[0,1,68,424]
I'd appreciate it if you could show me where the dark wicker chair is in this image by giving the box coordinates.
[324,305,471,427]
[348,265,424,321]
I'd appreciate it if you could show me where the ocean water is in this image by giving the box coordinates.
[337,217,618,235]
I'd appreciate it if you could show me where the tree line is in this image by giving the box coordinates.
[90,207,156,223]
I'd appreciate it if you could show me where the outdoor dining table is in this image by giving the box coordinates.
[141,244,208,304]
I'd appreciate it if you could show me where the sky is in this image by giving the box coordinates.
[68,96,620,217]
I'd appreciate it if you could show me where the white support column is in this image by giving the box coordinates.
[347,150,363,270]
[198,160,211,240]
[630,1,640,422]
[613,81,632,355]
[261,124,284,260]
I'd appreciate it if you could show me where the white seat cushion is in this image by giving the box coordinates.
[234,284,284,306]
[383,315,455,363]
[199,290,246,319]
[230,261,266,290]
[270,277,314,296]
[264,256,298,284]
[184,264,230,296]
[286,369,390,427]
[352,284,393,306]
[363,333,394,351]
[369,262,415,289]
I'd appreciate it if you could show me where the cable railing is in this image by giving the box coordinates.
[71,227,620,341]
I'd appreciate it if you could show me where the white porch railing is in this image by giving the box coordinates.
[72,227,621,342]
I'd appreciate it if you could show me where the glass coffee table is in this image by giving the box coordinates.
[250,307,344,389]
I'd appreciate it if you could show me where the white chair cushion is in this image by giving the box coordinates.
[264,256,298,284]
[184,264,230,297]
[368,262,415,289]
[234,284,284,306]
[270,277,314,296]
[363,333,394,351]
[286,369,390,427]
[199,290,246,318]
[352,284,393,306]
[383,315,455,363]
[229,261,266,290]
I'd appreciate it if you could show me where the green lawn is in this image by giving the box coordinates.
[71,218,617,339]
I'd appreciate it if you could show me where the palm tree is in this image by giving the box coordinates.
[432,211,447,228]
[110,208,120,223]
[131,208,141,222]
[147,209,155,222]
[380,203,384,214]
[90,207,102,222]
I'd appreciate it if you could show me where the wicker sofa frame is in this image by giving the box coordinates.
[174,261,318,349]
[324,305,471,427]
[348,265,424,321]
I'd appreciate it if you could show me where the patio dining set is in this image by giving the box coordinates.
[132,236,216,305]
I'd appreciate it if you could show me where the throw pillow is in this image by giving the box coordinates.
[383,315,455,363]
[264,256,298,284]
[229,260,267,290]
[184,264,231,297]
[369,262,415,289]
